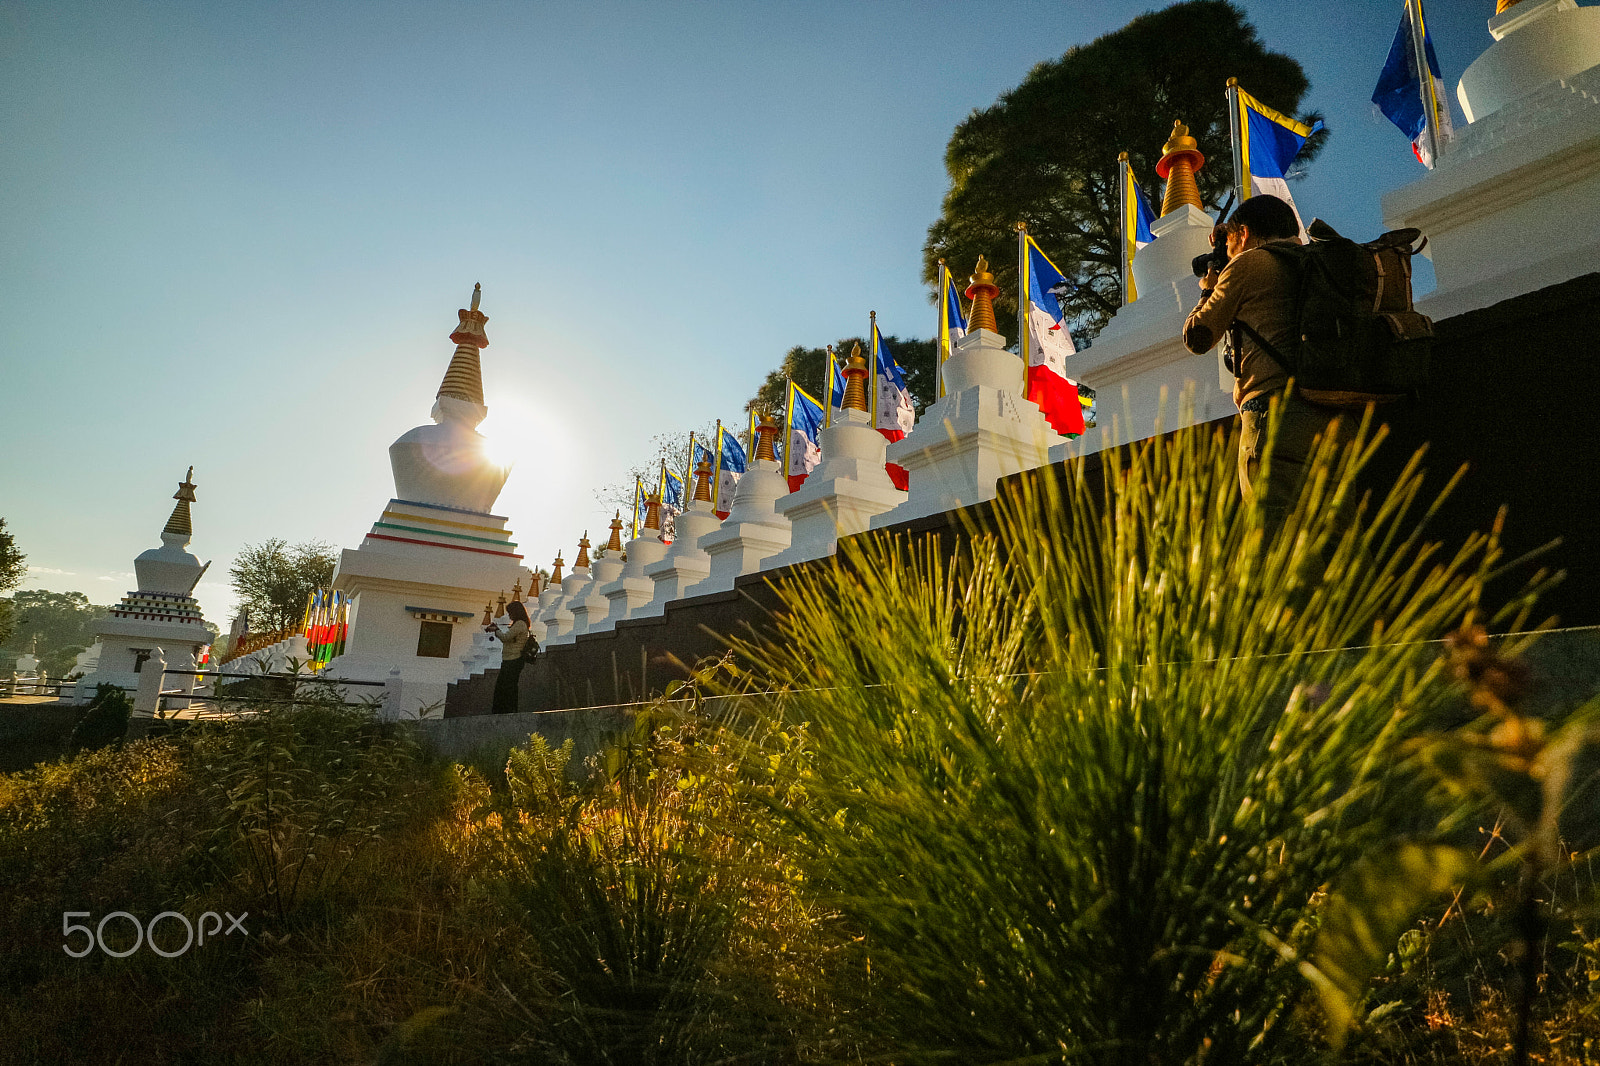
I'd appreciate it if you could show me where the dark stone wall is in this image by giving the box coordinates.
[447,273,1600,718]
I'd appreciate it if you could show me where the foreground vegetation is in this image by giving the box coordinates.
[1,414,1596,1064]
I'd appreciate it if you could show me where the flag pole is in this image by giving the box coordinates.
[1015,220,1029,398]
[936,260,948,400]
[1118,153,1133,307]
[1407,0,1442,168]
[824,345,835,428]
[712,419,723,512]
[869,310,878,429]
[631,476,641,539]
[1226,77,1246,204]
[784,376,795,482]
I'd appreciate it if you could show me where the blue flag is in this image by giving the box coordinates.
[785,381,823,490]
[714,425,747,514]
[1231,82,1323,231]
[1373,1,1452,168]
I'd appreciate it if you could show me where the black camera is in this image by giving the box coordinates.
[1191,226,1230,279]
[1190,194,1236,280]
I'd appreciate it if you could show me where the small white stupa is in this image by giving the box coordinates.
[543,537,594,646]
[594,492,669,632]
[570,514,627,637]
[1037,122,1227,465]
[74,469,213,703]
[1383,0,1600,318]
[324,285,527,718]
[874,258,1062,527]
[14,636,40,679]
[693,413,792,595]
[767,344,907,566]
[636,460,722,617]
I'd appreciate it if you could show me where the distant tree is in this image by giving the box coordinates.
[746,336,938,420]
[923,0,1324,341]
[0,590,109,678]
[593,420,720,521]
[228,539,338,635]
[0,519,24,646]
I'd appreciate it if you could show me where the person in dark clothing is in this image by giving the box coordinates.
[1182,194,1346,534]
[491,600,531,715]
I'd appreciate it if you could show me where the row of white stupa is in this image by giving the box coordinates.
[75,0,1600,718]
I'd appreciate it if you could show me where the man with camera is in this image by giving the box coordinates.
[1183,194,1342,533]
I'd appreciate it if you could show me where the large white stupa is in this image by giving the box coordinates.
[73,469,213,701]
[323,285,527,718]
[1384,0,1600,317]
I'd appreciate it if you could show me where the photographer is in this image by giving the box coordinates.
[1183,194,1341,532]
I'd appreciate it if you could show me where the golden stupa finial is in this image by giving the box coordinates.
[692,460,715,503]
[841,342,871,411]
[470,282,481,312]
[754,411,780,462]
[1156,119,1206,216]
[511,578,523,602]
[606,511,625,552]
[575,532,591,569]
[551,553,564,583]
[496,589,507,614]
[644,492,663,532]
[965,253,1001,335]
[481,602,494,628]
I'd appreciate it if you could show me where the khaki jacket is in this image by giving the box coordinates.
[498,619,530,663]
[1182,239,1302,407]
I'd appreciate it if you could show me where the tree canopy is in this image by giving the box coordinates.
[923,0,1324,341]
[228,539,338,634]
[0,519,26,647]
[0,590,110,678]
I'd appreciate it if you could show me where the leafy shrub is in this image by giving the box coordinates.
[68,682,131,752]
[186,704,423,921]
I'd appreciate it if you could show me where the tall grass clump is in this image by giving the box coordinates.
[732,407,1551,1064]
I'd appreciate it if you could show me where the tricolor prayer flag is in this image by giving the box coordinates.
[1373,0,1452,169]
[713,422,747,519]
[1227,80,1323,233]
[870,319,913,490]
[1019,232,1086,438]
[1120,154,1158,304]
[785,379,824,492]
[937,261,967,399]
[659,460,685,542]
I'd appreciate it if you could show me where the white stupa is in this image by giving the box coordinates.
[1037,122,1228,465]
[766,344,907,566]
[1384,0,1600,317]
[873,258,1063,527]
[693,413,792,595]
[324,285,527,718]
[593,492,669,632]
[74,469,213,703]
[636,460,722,617]
[570,514,627,637]
[543,537,594,645]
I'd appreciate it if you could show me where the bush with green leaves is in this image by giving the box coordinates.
[186,704,423,921]
[730,408,1548,1064]
[68,682,132,752]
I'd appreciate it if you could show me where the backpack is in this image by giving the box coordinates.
[1235,219,1433,405]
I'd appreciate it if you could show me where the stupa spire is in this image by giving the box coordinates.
[162,466,198,541]
[754,412,780,462]
[841,343,871,412]
[575,533,591,570]
[692,460,715,503]
[438,283,489,407]
[643,492,663,532]
[1155,120,1206,216]
[965,257,1000,334]
[550,552,564,584]
[606,512,625,552]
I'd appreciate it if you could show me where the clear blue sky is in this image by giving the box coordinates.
[0,0,1501,629]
